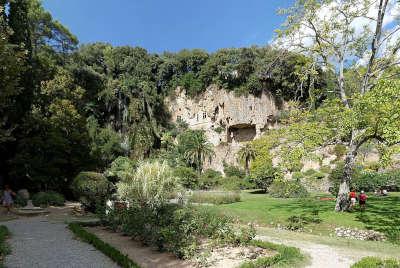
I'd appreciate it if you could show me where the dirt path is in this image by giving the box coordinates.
[257,235,355,267]
[256,231,400,268]
[87,226,192,268]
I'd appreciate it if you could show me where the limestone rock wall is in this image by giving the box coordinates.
[166,85,283,172]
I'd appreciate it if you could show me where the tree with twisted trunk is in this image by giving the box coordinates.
[276,0,400,211]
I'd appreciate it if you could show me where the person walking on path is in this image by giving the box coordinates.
[358,190,368,211]
[2,184,16,214]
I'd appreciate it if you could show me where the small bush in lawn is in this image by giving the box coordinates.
[189,191,241,205]
[250,166,282,192]
[286,212,322,231]
[351,257,400,268]
[71,172,114,212]
[32,191,65,207]
[239,240,304,268]
[199,169,223,190]
[173,166,199,189]
[268,179,308,198]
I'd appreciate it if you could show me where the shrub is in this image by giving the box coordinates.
[250,166,283,192]
[332,144,347,159]
[0,225,10,265]
[105,156,136,182]
[199,169,223,190]
[31,191,65,207]
[189,191,240,205]
[14,194,28,207]
[364,162,380,172]
[292,171,304,181]
[214,126,225,134]
[351,257,400,268]
[320,165,332,174]
[303,169,317,177]
[302,168,325,179]
[239,240,304,268]
[71,172,114,212]
[309,171,325,180]
[268,179,308,198]
[173,166,199,189]
[220,176,255,191]
[223,163,246,179]
[353,170,400,192]
[117,161,179,208]
[68,223,139,268]
[105,204,253,260]
[286,211,322,231]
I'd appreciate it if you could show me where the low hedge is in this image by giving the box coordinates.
[351,256,400,268]
[68,222,140,268]
[32,191,65,207]
[189,191,241,205]
[0,225,11,268]
[239,239,305,268]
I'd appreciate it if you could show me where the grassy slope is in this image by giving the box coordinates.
[214,191,400,239]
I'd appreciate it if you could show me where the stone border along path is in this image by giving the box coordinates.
[3,217,120,268]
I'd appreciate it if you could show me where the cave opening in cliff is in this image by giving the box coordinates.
[227,124,256,143]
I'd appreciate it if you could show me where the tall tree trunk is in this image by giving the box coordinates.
[197,150,202,175]
[245,157,250,176]
[335,135,358,212]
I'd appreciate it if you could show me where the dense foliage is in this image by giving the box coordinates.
[31,191,65,207]
[71,172,114,211]
[0,0,326,194]
[329,163,400,194]
[104,205,255,259]
[268,179,308,198]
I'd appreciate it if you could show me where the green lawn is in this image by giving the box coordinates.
[214,191,400,242]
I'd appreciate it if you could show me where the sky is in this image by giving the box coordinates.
[42,0,294,53]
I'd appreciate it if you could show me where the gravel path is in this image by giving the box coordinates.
[3,217,120,268]
[256,234,375,268]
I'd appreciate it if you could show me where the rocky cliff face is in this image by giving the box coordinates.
[166,85,283,172]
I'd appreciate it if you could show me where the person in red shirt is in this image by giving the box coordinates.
[359,190,368,210]
[349,189,357,210]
